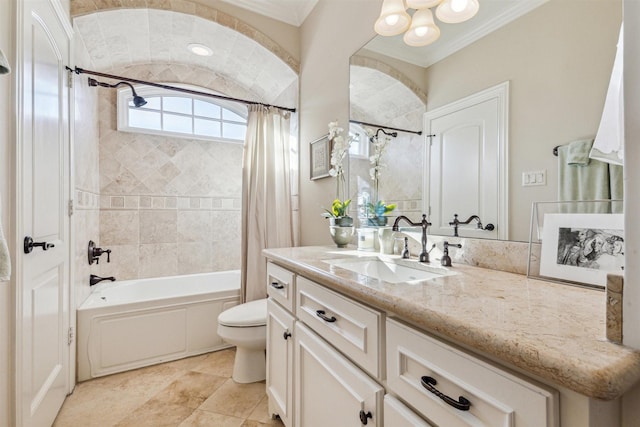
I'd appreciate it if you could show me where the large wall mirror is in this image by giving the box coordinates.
[349,0,622,242]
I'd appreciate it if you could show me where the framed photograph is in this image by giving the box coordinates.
[539,213,624,287]
[310,135,331,180]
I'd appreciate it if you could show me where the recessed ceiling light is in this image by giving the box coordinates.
[187,43,213,57]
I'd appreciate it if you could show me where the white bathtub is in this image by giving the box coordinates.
[77,271,241,381]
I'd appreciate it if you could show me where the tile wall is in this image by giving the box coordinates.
[96,86,243,281]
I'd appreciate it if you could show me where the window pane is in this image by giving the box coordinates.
[222,109,245,122]
[163,113,192,134]
[163,96,192,114]
[222,122,247,140]
[194,100,221,119]
[129,109,161,130]
[194,118,221,138]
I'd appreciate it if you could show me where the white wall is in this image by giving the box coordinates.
[0,0,14,424]
[424,0,621,241]
[299,0,382,245]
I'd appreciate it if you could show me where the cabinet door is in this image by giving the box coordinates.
[385,395,434,427]
[267,299,295,427]
[295,322,383,427]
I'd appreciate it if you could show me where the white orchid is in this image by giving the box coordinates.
[327,121,354,194]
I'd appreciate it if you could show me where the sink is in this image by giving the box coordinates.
[327,257,453,283]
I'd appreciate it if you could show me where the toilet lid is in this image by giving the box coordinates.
[218,298,267,327]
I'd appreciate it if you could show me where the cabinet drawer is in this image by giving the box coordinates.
[296,276,382,377]
[384,395,434,427]
[386,319,558,427]
[267,262,295,312]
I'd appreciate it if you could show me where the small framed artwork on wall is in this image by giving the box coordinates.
[310,134,331,180]
[539,213,624,287]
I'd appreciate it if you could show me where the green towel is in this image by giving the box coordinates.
[566,139,594,165]
[557,141,623,213]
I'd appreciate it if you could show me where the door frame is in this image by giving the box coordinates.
[14,0,75,424]
[423,81,509,240]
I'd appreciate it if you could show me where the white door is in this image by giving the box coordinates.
[294,322,383,427]
[17,0,71,426]
[424,83,509,240]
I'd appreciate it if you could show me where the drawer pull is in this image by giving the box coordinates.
[421,376,471,411]
[359,410,372,425]
[283,331,292,340]
[271,281,285,289]
[316,309,337,323]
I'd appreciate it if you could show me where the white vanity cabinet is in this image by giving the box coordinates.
[266,263,296,426]
[386,319,558,427]
[266,298,294,427]
[295,322,384,426]
[265,261,560,427]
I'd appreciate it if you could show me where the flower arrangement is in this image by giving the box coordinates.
[328,120,354,201]
[322,121,355,227]
[366,128,396,224]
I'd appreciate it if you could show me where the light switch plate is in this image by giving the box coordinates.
[522,170,546,186]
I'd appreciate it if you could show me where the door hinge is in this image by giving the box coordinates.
[68,326,74,345]
[67,71,73,88]
[68,199,74,216]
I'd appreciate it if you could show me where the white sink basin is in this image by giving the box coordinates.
[327,258,452,283]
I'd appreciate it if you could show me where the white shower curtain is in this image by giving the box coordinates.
[241,105,294,303]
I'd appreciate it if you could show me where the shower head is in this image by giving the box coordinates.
[87,77,147,108]
[370,128,398,143]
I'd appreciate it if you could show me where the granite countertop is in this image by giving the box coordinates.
[263,245,640,401]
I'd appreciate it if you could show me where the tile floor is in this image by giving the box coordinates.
[53,348,285,427]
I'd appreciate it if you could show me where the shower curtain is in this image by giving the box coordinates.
[241,105,294,303]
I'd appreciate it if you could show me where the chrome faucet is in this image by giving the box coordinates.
[392,214,432,263]
[90,274,116,286]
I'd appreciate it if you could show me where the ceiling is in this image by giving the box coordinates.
[215,0,549,68]
[216,0,319,26]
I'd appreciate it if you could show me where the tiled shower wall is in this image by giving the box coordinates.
[96,88,243,281]
[73,34,101,305]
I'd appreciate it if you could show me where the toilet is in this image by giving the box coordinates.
[217,298,268,383]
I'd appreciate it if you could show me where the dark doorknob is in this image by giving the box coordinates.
[24,236,55,254]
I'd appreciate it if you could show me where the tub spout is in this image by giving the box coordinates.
[90,274,116,286]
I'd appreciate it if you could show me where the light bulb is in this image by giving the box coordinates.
[451,0,468,13]
[385,14,400,26]
[414,26,429,37]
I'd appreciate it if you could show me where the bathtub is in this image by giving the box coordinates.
[77,271,241,381]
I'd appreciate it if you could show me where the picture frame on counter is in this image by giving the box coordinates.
[539,213,624,287]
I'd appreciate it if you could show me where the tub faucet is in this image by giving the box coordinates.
[90,274,116,286]
[392,214,432,263]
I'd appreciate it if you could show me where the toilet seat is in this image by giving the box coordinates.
[218,298,267,327]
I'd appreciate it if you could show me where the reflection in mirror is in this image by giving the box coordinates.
[350,0,622,242]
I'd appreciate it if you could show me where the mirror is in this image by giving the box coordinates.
[349,0,622,242]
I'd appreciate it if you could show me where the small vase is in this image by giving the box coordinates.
[330,216,354,227]
[367,216,388,227]
[329,226,354,248]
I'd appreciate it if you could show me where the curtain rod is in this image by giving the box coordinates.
[349,120,422,136]
[66,66,297,113]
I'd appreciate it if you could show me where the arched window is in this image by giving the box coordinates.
[116,84,248,143]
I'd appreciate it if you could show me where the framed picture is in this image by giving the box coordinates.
[310,134,331,180]
[539,213,624,287]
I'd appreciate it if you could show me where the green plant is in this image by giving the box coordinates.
[367,200,396,218]
[322,199,352,218]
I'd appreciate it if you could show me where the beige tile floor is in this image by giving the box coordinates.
[53,348,285,427]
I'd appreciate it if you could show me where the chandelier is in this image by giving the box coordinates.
[374,0,480,47]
